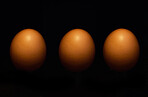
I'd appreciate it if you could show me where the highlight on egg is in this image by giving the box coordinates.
[59,29,95,72]
[10,29,46,71]
[103,28,140,71]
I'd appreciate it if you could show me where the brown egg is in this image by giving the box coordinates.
[59,29,95,72]
[103,28,140,71]
[10,29,46,71]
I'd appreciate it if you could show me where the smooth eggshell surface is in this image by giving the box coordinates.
[103,28,140,71]
[59,29,95,72]
[10,29,46,71]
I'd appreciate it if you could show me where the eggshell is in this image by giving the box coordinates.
[10,29,46,71]
[103,28,140,71]
[59,29,95,72]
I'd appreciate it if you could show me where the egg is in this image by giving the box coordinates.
[10,29,46,71]
[103,28,140,71]
[59,29,95,72]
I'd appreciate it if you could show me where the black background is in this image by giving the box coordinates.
[0,0,148,97]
